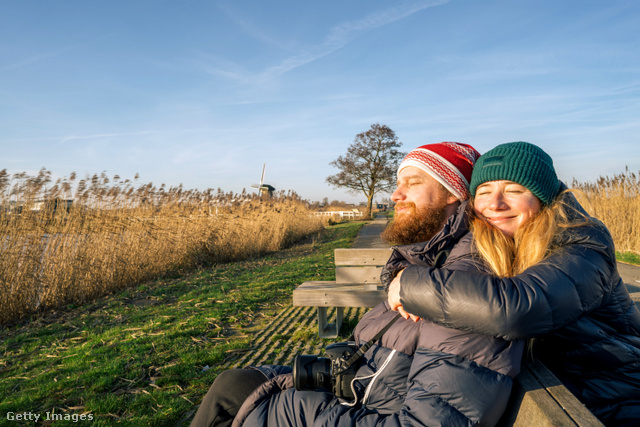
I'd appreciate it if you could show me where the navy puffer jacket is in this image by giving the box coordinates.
[233,202,524,426]
[399,192,640,425]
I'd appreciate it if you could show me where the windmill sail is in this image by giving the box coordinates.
[251,164,274,196]
[251,163,266,189]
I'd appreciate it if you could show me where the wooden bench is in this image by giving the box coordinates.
[293,248,603,426]
[499,358,603,426]
[293,248,391,338]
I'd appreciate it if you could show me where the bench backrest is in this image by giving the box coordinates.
[334,248,393,284]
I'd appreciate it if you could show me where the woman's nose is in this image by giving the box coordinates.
[488,193,507,210]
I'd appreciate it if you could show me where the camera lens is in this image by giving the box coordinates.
[293,355,332,391]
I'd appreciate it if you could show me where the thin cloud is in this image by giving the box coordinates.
[56,131,158,145]
[2,50,72,71]
[216,2,299,52]
[262,0,451,79]
[324,0,449,49]
[2,32,119,71]
[1,130,159,146]
[210,0,451,84]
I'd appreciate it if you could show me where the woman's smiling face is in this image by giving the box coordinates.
[473,180,542,237]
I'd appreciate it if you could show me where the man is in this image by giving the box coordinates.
[382,142,478,321]
[193,142,523,426]
[383,141,478,245]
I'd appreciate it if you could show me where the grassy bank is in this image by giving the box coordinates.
[617,251,640,266]
[0,222,364,426]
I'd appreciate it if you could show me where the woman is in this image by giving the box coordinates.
[389,141,640,426]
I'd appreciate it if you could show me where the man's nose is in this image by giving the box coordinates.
[391,187,405,202]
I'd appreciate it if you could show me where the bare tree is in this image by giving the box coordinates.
[326,123,404,219]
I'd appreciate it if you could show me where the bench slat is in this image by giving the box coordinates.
[336,266,383,284]
[499,360,603,426]
[526,359,603,426]
[293,281,386,308]
[334,248,393,265]
[499,368,568,426]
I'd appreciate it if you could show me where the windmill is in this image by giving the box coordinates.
[251,163,275,197]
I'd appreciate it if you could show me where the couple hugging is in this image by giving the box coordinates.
[193,141,640,427]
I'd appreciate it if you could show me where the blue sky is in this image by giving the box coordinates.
[2,0,639,203]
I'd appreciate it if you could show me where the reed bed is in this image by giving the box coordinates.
[0,169,323,325]
[572,167,640,255]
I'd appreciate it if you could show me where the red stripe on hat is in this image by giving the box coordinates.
[404,150,469,199]
[425,142,478,183]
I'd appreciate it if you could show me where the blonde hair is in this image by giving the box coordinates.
[471,205,556,277]
[470,189,587,277]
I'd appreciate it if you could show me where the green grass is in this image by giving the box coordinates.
[0,222,363,426]
[617,251,640,266]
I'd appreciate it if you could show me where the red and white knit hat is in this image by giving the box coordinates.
[398,142,480,200]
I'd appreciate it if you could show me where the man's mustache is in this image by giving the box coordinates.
[395,202,416,212]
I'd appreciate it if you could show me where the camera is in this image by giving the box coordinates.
[293,341,360,400]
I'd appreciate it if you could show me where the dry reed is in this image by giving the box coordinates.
[0,169,323,325]
[572,167,640,255]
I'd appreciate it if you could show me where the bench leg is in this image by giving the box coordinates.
[317,307,344,338]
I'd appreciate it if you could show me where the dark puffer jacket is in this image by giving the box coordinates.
[399,193,640,425]
[233,202,524,426]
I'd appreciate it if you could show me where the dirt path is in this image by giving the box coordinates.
[619,262,640,291]
[351,213,389,248]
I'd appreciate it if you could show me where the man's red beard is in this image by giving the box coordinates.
[382,199,449,245]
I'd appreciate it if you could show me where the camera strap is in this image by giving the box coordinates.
[338,313,402,372]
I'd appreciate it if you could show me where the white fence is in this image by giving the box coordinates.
[313,210,364,220]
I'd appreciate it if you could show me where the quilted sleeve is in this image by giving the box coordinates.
[400,238,613,340]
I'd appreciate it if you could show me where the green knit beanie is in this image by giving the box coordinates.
[470,141,560,205]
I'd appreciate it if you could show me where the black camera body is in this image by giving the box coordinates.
[293,341,360,400]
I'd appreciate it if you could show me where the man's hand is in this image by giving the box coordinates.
[387,270,421,322]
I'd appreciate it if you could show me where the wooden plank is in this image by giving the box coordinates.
[294,280,338,288]
[526,359,603,426]
[293,281,380,291]
[498,360,604,427]
[336,266,383,284]
[293,290,385,307]
[293,281,386,307]
[334,248,392,265]
[501,365,576,426]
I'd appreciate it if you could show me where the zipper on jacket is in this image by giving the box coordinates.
[341,349,397,407]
